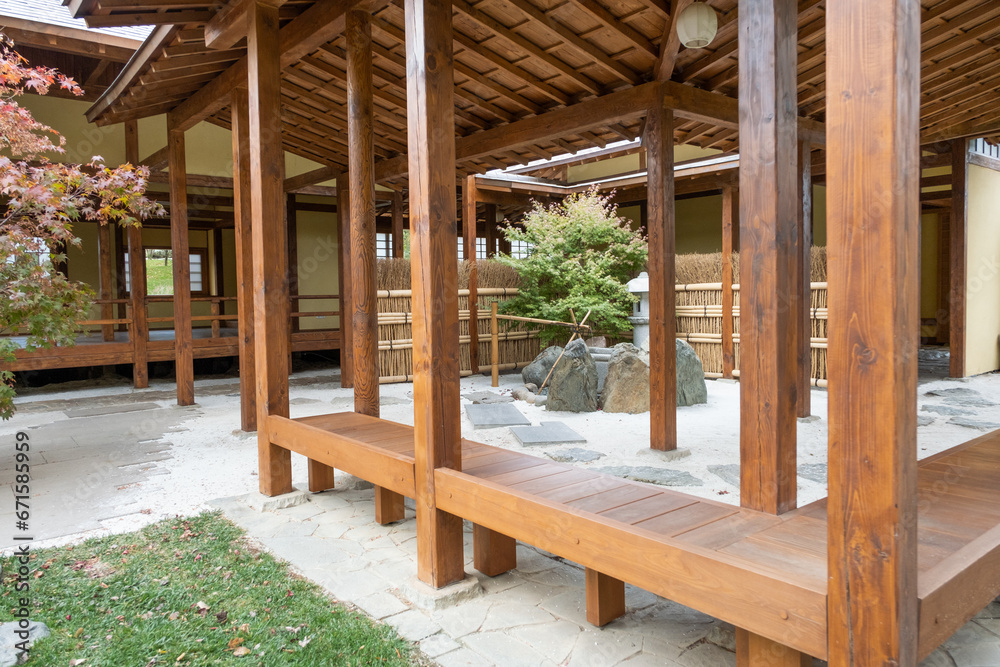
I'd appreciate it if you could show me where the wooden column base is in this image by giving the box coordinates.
[473,524,517,576]
[736,628,811,667]
[308,460,335,493]
[375,486,406,524]
[585,568,626,627]
[258,437,293,497]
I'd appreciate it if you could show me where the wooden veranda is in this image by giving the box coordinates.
[71,0,1000,663]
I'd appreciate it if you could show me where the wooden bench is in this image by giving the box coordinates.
[266,410,1000,661]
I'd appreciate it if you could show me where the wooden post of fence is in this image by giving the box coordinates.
[463,174,480,374]
[491,301,499,387]
[211,300,221,338]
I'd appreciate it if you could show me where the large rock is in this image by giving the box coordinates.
[600,343,650,414]
[676,339,708,406]
[522,346,563,388]
[0,620,49,667]
[546,339,598,412]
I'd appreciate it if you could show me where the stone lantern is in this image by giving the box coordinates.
[627,272,650,349]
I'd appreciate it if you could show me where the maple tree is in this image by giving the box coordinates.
[0,34,163,419]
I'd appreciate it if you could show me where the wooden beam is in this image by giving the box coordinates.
[124,120,148,389]
[923,117,1000,146]
[646,94,676,452]
[0,17,139,61]
[406,0,466,588]
[248,0,293,496]
[167,123,194,406]
[284,164,339,192]
[231,87,257,432]
[337,178,354,388]
[950,139,968,378]
[140,145,169,171]
[654,0,693,82]
[391,190,405,258]
[826,0,920,663]
[797,140,812,418]
[737,0,800,516]
[85,10,214,28]
[463,175,480,375]
[720,184,737,379]
[205,0,249,50]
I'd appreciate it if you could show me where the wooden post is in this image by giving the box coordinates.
[491,301,499,387]
[950,139,968,379]
[392,190,405,258]
[585,569,626,627]
[735,0,803,660]
[485,203,497,258]
[826,0,920,663]
[406,0,466,588]
[338,178,354,388]
[737,0,799,515]
[124,120,147,388]
[473,524,516,576]
[167,122,194,406]
[231,87,257,432]
[646,94,677,452]
[213,228,225,299]
[248,0,292,496]
[721,184,738,379]
[736,632,811,667]
[463,174,480,374]
[98,222,115,342]
[348,8,398,520]
[114,224,127,332]
[287,194,299,334]
[797,140,813,417]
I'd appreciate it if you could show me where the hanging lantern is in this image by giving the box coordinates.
[676,2,718,49]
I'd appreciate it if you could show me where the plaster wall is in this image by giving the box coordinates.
[964,164,1000,375]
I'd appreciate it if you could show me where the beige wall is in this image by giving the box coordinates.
[964,164,1000,375]
[294,205,342,330]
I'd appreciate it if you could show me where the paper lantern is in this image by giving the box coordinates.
[676,2,718,49]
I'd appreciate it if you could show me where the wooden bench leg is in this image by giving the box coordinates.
[473,524,517,576]
[375,486,406,525]
[307,460,335,492]
[736,628,811,667]
[585,568,626,627]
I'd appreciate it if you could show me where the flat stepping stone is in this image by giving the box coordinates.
[917,415,935,427]
[64,402,160,418]
[925,387,981,398]
[465,403,530,429]
[949,417,1000,431]
[708,463,740,488]
[510,421,586,446]
[462,391,515,405]
[798,463,828,484]
[594,466,702,487]
[922,404,974,416]
[546,447,605,463]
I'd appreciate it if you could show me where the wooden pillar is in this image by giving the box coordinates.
[721,184,738,379]
[646,94,677,452]
[485,203,497,258]
[950,139,968,379]
[167,122,194,406]
[98,222,115,341]
[585,569,626,627]
[735,0,803,661]
[826,0,920,664]
[247,0,292,496]
[392,190,405,258]
[348,8,398,519]
[338,179,354,388]
[231,86,258,432]
[287,194,299,335]
[114,224,127,331]
[797,141,813,417]
[406,0,466,588]
[463,174,480,374]
[737,0,799,515]
[124,120,147,388]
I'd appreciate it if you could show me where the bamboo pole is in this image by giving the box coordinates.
[491,301,499,387]
[539,309,591,391]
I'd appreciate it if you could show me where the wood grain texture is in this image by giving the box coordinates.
[337,178,353,388]
[463,174,480,374]
[484,203,497,258]
[721,184,738,379]
[97,221,115,342]
[406,0,466,588]
[473,524,517,576]
[375,485,406,524]
[231,87,257,432]
[737,0,799,515]
[248,0,292,496]
[646,95,676,451]
[826,0,921,663]
[167,123,194,406]
[585,568,626,627]
[950,139,968,379]
[126,217,148,389]
[736,629,811,667]
[392,189,405,258]
[797,140,812,419]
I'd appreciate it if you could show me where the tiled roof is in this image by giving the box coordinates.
[0,0,151,42]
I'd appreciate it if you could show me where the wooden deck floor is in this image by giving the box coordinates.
[267,411,1000,661]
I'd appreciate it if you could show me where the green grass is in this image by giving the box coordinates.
[145,257,174,295]
[1,513,415,666]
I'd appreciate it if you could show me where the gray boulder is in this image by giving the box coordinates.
[676,339,708,406]
[522,346,563,388]
[546,339,598,412]
[0,620,49,667]
[600,343,650,414]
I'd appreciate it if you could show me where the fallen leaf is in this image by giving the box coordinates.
[69,660,87,666]
[233,647,251,657]
[175,652,185,662]
[215,610,228,623]
[227,637,244,650]
[168,612,180,621]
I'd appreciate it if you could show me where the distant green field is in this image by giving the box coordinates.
[146,257,173,295]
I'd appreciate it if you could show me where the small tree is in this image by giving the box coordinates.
[0,34,162,419]
[496,188,647,344]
